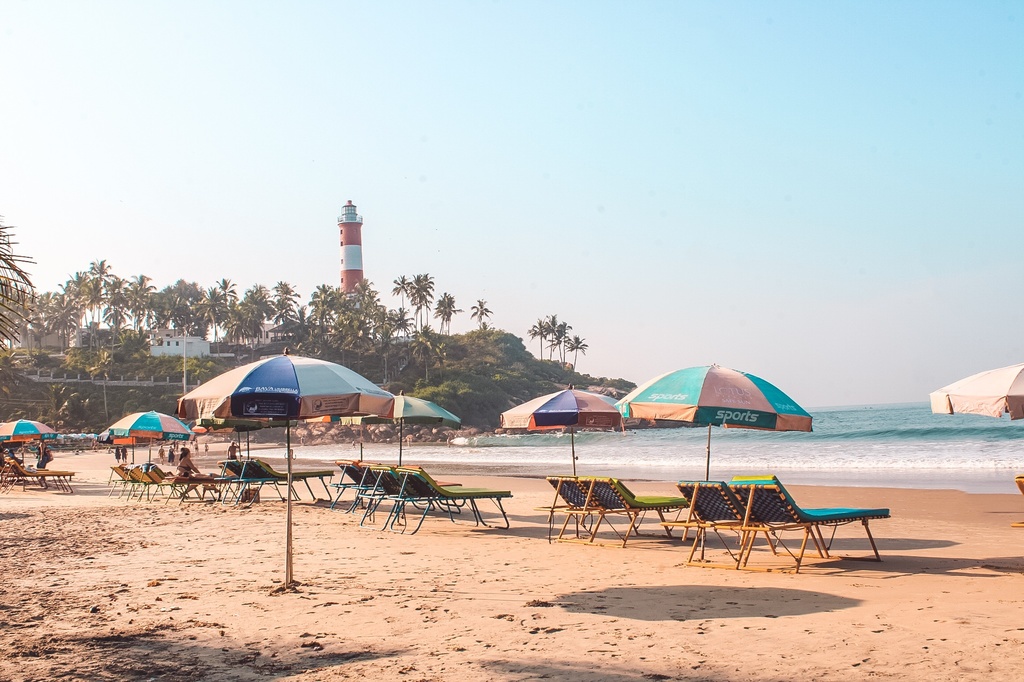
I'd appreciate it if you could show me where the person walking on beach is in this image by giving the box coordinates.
[158,445,166,463]
[227,441,238,460]
[168,444,176,465]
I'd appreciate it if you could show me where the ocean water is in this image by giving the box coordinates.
[264,403,1024,493]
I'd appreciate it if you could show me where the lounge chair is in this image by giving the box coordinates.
[545,476,601,543]
[330,460,378,510]
[1,456,75,493]
[730,475,891,572]
[544,476,686,547]
[217,459,285,506]
[1013,475,1024,528]
[664,481,749,568]
[575,476,688,547]
[250,458,335,501]
[392,466,512,533]
[355,465,407,529]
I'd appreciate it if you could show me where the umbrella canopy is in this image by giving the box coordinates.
[616,365,811,479]
[107,411,193,441]
[177,352,394,589]
[177,354,394,422]
[500,388,622,476]
[930,362,1024,420]
[0,419,58,442]
[321,394,461,465]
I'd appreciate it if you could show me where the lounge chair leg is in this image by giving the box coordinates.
[862,519,882,561]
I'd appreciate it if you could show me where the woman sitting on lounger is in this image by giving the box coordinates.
[176,447,202,477]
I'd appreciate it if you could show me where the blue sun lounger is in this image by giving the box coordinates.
[729,475,891,572]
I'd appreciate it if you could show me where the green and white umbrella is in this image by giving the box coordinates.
[617,365,812,479]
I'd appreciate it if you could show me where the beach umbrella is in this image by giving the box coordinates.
[930,362,1024,420]
[319,394,461,465]
[616,365,812,480]
[0,419,58,442]
[176,351,394,588]
[106,411,193,463]
[500,387,622,476]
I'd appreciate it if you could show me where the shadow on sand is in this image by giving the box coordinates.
[556,584,861,621]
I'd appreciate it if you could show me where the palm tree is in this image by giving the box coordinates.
[50,290,80,351]
[103,275,130,347]
[549,320,572,363]
[433,292,462,335]
[409,274,435,329]
[470,299,492,330]
[89,348,113,421]
[272,281,301,325]
[527,319,547,359]
[199,286,230,342]
[543,315,560,360]
[127,274,156,332]
[410,327,437,381]
[566,335,588,371]
[392,276,412,310]
[0,218,35,346]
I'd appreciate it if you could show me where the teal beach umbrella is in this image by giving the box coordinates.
[616,365,812,480]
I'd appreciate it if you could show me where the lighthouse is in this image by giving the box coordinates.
[338,200,364,293]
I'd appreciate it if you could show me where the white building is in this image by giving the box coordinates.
[150,329,211,358]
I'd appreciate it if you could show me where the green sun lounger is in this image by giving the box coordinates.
[392,466,512,534]
[544,476,687,547]
[729,475,891,572]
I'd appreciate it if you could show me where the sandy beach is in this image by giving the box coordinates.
[2,450,1023,681]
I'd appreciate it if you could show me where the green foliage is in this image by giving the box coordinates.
[394,328,633,428]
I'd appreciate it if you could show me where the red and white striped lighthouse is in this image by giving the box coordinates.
[338,200,365,293]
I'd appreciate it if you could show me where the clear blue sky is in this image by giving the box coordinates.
[2,1,1021,406]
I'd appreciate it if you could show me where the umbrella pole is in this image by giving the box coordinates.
[148,441,152,464]
[285,423,294,588]
[245,432,250,460]
[398,419,404,467]
[359,441,363,463]
[571,427,577,477]
[705,424,712,481]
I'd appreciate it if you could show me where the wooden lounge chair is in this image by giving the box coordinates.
[665,481,749,568]
[575,476,688,547]
[393,466,512,533]
[545,476,601,543]
[2,456,75,493]
[1013,475,1024,528]
[730,475,891,572]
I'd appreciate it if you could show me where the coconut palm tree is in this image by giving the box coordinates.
[433,292,461,335]
[527,319,547,359]
[199,286,229,342]
[272,281,301,325]
[410,326,438,381]
[127,274,156,332]
[566,335,588,371]
[549,320,572,363]
[103,275,130,347]
[543,315,561,360]
[470,299,492,330]
[392,275,412,310]
[0,218,35,346]
[409,274,435,329]
[89,348,113,421]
